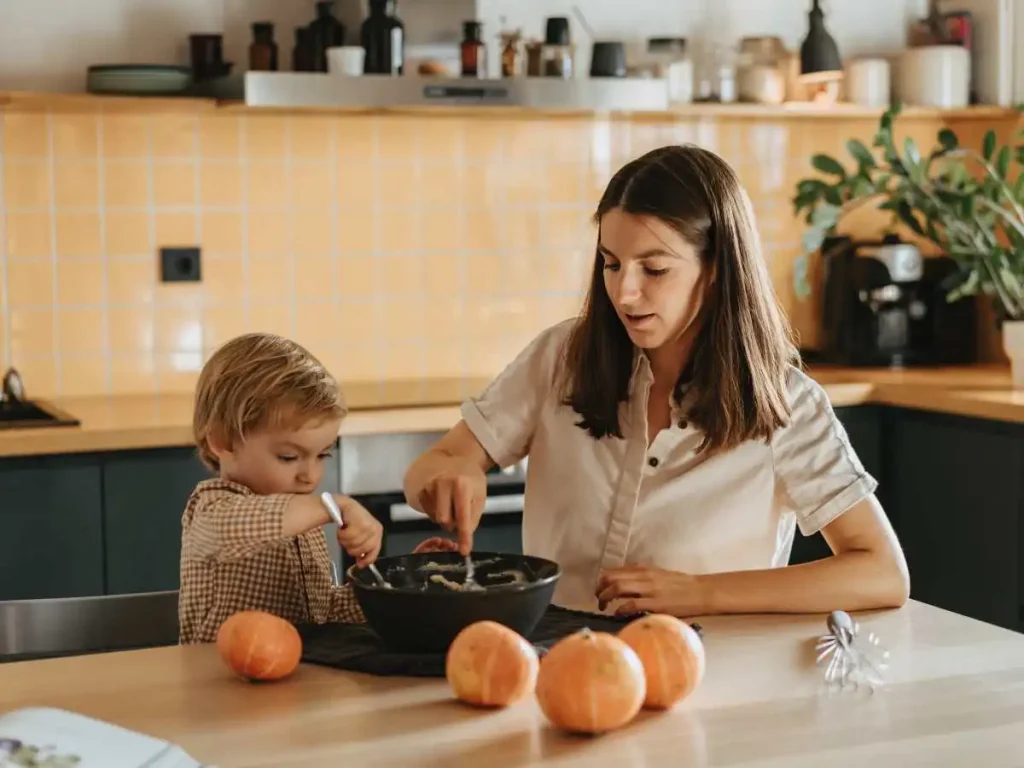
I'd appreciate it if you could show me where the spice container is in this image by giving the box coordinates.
[460,20,485,77]
[249,22,278,72]
[499,29,523,77]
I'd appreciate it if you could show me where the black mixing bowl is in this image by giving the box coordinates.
[347,551,561,653]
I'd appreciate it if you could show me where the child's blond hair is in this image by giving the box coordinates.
[193,333,346,471]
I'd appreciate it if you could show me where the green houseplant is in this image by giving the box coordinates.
[791,103,1024,386]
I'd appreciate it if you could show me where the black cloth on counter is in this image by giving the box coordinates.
[295,606,663,678]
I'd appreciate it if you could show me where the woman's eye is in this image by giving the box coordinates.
[318,452,333,460]
[277,455,298,462]
[602,261,620,272]
[645,267,669,277]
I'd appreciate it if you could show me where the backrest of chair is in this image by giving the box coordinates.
[0,590,180,661]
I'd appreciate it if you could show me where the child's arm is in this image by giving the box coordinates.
[187,489,331,562]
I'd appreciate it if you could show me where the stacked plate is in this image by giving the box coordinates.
[87,65,192,96]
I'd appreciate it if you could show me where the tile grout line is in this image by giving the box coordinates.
[239,115,251,329]
[370,117,384,397]
[284,119,296,339]
[144,112,158,393]
[193,113,204,359]
[46,111,62,394]
[0,111,10,369]
[97,111,112,394]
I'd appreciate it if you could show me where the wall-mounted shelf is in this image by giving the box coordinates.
[0,88,1019,123]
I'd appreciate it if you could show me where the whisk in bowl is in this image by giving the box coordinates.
[815,610,889,692]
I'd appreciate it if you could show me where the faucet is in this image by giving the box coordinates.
[1,367,24,404]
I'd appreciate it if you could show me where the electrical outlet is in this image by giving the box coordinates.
[159,247,202,283]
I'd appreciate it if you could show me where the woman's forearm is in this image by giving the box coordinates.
[697,550,910,615]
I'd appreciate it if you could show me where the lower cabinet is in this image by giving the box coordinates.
[0,454,104,600]
[888,410,1023,632]
[102,448,213,595]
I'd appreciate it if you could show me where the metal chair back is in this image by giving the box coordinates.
[0,590,179,662]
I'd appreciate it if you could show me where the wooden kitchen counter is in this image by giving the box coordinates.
[0,366,1021,459]
[0,600,1022,766]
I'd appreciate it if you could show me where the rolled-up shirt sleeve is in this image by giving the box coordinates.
[461,319,571,468]
[186,488,294,562]
[771,369,879,536]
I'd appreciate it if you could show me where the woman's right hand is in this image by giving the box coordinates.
[416,464,488,555]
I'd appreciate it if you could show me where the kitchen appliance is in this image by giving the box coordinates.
[819,236,977,367]
[243,71,666,110]
[334,431,528,574]
[347,550,560,653]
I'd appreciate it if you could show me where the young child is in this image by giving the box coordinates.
[178,332,456,644]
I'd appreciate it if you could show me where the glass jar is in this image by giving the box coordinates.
[646,37,693,105]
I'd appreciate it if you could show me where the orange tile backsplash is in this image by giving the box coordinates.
[0,106,1014,399]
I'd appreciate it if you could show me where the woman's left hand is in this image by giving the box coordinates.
[596,566,708,617]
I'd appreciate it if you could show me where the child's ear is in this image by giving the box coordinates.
[206,428,233,461]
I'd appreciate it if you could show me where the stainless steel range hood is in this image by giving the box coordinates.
[242,72,668,112]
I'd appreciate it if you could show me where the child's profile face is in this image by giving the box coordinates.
[213,415,342,495]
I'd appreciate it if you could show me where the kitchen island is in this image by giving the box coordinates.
[1,600,1022,766]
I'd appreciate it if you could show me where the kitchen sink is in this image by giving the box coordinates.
[0,400,80,430]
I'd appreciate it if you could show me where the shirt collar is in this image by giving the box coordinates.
[627,347,696,416]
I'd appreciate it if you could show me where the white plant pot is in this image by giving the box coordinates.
[1004,321,1024,389]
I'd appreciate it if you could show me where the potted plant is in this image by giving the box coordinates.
[791,103,1024,387]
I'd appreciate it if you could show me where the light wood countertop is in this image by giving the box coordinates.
[0,367,1021,459]
[0,600,1022,766]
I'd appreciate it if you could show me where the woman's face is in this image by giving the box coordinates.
[599,207,706,351]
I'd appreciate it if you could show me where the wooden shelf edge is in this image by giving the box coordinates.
[0,90,1019,122]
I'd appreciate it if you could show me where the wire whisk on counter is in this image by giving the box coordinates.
[815,610,890,692]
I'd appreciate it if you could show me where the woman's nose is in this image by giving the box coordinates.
[617,268,643,302]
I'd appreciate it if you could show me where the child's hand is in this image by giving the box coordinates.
[412,536,460,554]
[334,496,383,567]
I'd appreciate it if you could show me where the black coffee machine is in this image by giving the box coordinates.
[818,235,977,367]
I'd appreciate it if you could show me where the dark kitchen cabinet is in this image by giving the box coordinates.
[102,447,213,594]
[887,410,1023,633]
[789,405,888,566]
[0,454,104,600]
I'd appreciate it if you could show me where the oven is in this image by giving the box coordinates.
[332,431,526,573]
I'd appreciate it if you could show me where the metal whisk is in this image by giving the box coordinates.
[815,610,890,692]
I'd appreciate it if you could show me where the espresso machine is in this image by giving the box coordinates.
[818,235,977,367]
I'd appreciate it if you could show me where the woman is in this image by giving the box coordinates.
[403,145,909,618]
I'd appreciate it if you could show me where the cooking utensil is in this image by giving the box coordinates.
[319,492,391,589]
[815,610,889,691]
[462,553,483,591]
[347,550,561,653]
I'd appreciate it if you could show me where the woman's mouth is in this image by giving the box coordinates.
[624,312,656,329]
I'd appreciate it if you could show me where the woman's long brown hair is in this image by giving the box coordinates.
[560,144,798,454]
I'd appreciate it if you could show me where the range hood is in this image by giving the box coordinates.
[240,72,669,112]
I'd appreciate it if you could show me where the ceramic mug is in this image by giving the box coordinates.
[845,58,891,107]
[327,46,366,76]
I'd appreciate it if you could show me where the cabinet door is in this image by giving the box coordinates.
[102,448,212,594]
[888,410,1023,631]
[789,405,886,565]
[0,454,104,599]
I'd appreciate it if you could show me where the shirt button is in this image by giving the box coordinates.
[648,456,659,468]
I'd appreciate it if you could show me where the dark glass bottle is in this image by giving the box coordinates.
[460,20,485,77]
[292,27,313,72]
[249,22,278,72]
[361,0,405,75]
[308,0,346,73]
